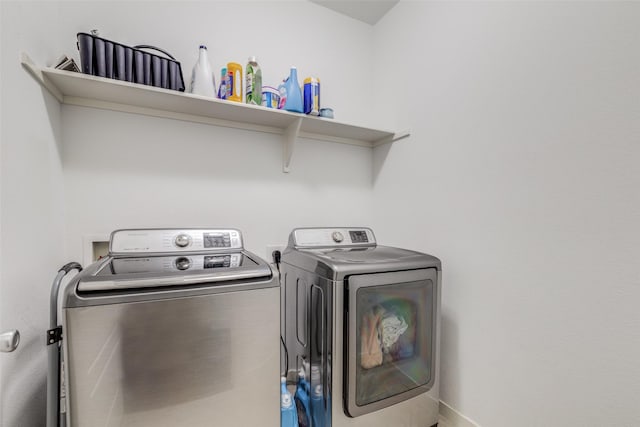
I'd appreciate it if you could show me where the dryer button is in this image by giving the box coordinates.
[332,231,344,243]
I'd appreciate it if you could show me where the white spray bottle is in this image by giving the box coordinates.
[190,45,216,97]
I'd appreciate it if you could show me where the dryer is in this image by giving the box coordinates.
[281,227,441,427]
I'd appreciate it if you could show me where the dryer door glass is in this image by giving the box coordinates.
[345,269,437,417]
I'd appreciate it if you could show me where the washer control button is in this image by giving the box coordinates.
[332,231,344,243]
[175,257,191,271]
[174,234,192,248]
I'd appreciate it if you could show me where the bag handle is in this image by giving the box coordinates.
[132,45,176,61]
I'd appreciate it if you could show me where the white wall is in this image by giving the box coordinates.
[0,3,69,426]
[372,2,640,426]
[4,1,640,426]
[0,1,377,426]
[56,0,377,261]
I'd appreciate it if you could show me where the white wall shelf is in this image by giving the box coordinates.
[21,52,409,172]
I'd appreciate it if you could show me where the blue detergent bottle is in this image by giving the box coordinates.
[294,369,311,427]
[281,376,299,427]
[283,66,303,113]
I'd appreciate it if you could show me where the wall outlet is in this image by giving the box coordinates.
[266,244,286,263]
[82,234,110,267]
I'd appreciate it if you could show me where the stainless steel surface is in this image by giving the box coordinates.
[0,329,20,352]
[74,250,270,293]
[281,227,441,427]
[289,227,376,248]
[110,228,243,255]
[52,228,281,427]
[63,286,280,427]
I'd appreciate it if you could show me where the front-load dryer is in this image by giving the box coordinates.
[280,227,441,427]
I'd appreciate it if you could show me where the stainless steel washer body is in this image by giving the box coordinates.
[281,228,441,427]
[53,229,280,427]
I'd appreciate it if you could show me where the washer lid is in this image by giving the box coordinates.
[76,250,272,292]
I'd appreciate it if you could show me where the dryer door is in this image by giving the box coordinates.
[344,268,437,417]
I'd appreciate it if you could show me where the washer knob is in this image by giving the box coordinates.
[174,234,191,248]
[332,231,344,243]
[175,257,191,271]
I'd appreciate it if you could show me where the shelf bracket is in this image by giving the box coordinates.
[20,52,64,103]
[283,118,303,173]
[372,129,411,147]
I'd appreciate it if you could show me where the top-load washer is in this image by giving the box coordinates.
[280,227,441,427]
[47,228,280,427]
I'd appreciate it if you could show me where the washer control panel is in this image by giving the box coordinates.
[110,229,243,254]
[292,228,376,248]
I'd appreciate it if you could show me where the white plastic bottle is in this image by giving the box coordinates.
[190,45,216,97]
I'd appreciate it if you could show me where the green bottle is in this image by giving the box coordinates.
[246,56,262,105]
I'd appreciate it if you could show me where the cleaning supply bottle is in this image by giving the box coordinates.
[277,79,288,109]
[218,67,227,99]
[227,62,243,102]
[245,56,262,105]
[281,377,298,427]
[294,368,311,427]
[190,45,216,97]
[283,66,303,113]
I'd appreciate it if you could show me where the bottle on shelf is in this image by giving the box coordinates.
[283,66,303,113]
[246,56,262,105]
[227,62,243,102]
[218,67,228,99]
[303,77,320,115]
[189,45,216,98]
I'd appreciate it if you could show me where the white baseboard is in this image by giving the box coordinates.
[439,401,480,427]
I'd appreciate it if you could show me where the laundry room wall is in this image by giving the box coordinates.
[0,3,69,426]
[0,1,377,426]
[371,2,640,427]
[57,0,376,263]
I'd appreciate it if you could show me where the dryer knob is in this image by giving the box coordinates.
[332,231,344,243]
[175,257,191,270]
[174,234,191,248]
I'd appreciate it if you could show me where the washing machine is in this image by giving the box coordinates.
[47,228,280,427]
[280,227,441,427]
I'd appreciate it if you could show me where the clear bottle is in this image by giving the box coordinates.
[283,66,303,113]
[281,377,298,427]
[190,45,216,97]
[245,56,262,105]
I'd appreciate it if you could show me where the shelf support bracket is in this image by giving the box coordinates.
[283,118,303,173]
[372,129,411,147]
[20,52,64,103]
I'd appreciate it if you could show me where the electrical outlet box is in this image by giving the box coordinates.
[266,244,286,263]
[82,234,110,267]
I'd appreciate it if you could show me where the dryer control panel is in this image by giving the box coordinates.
[110,229,243,254]
[291,227,376,248]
